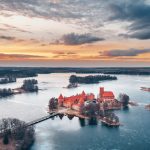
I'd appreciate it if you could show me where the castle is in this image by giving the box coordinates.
[58,87,115,111]
[99,87,115,102]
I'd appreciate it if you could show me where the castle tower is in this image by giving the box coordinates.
[100,87,104,98]
[58,94,64,106]
[82,90,86,96]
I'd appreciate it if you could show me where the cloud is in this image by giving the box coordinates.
[0,0,82,19]
[0,53,46,60]
[0,0,150,40]
[52,51,77,58]
[109,0,150,23]
[101,48,150,57]
[0,35,40,44]
[128,29,150,40]
[109,0,150,39]
[51,51,65,55]
[2,24,31,33]
[0,0,106,30]
[0,35,15,40]
[61,33,104,45]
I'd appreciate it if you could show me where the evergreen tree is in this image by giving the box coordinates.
[3,134,9,145]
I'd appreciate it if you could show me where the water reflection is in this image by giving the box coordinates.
[123,106,129,111]
[78,118,85,127]
[67,115,74,120]
[58,114,64,120]
[88,117,98,125]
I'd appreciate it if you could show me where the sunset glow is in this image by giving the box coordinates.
[0,0,150,67]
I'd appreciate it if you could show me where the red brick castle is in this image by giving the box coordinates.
[58,87,115,110]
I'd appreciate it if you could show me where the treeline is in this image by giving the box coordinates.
[21,79,38,92]
[69,75,117,84]
[0,67,149,78]
[0,118,35,150]
[0,76,16,84]
[0,69,37,78]
[0,88,13,98]
[73,68,150,75]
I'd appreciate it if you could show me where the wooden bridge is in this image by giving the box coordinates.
[26,112,58,126]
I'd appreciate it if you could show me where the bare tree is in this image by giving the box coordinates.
[0,118,35,150]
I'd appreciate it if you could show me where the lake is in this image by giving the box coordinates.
[0,73,150,150]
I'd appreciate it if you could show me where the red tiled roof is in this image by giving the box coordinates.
[102,91,114,97]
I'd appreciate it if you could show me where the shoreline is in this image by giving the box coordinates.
[50,108,121,127]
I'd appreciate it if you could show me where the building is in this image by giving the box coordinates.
[99,87,115,102]
[58,91,95,110]
[57,87,115,111]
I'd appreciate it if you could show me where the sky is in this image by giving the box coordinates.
[0,0,150,67]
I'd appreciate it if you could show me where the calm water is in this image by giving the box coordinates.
[0,73,150,150]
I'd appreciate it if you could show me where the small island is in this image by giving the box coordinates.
[69,75,117,84]
[66,83,78,89]
[48,87,130,127]
[0,88,13,98]
[0,118,35,150]
[140,87,150,92]
[0,79,38,98]
[13,79,38,94]
[145,104,150,110]
[0,76,16,84]
[21,79,38,92]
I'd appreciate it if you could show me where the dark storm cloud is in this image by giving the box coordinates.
[109,0,150,39]
[62,33,104,45]
[109,0,150,21]
[129,29,150,40]
[101,49,150,57]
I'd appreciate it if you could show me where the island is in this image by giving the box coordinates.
[0,88,13,98]
[145,104,150,110]
[0,76,16,84]
[0,118,35,150]
[69,74,117,84]
[65,83,78,89]
[13,79,38,94]
[140,87,150,92]
[0,79,38,98]
[48,87,130,127]
[21,79,38,92]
